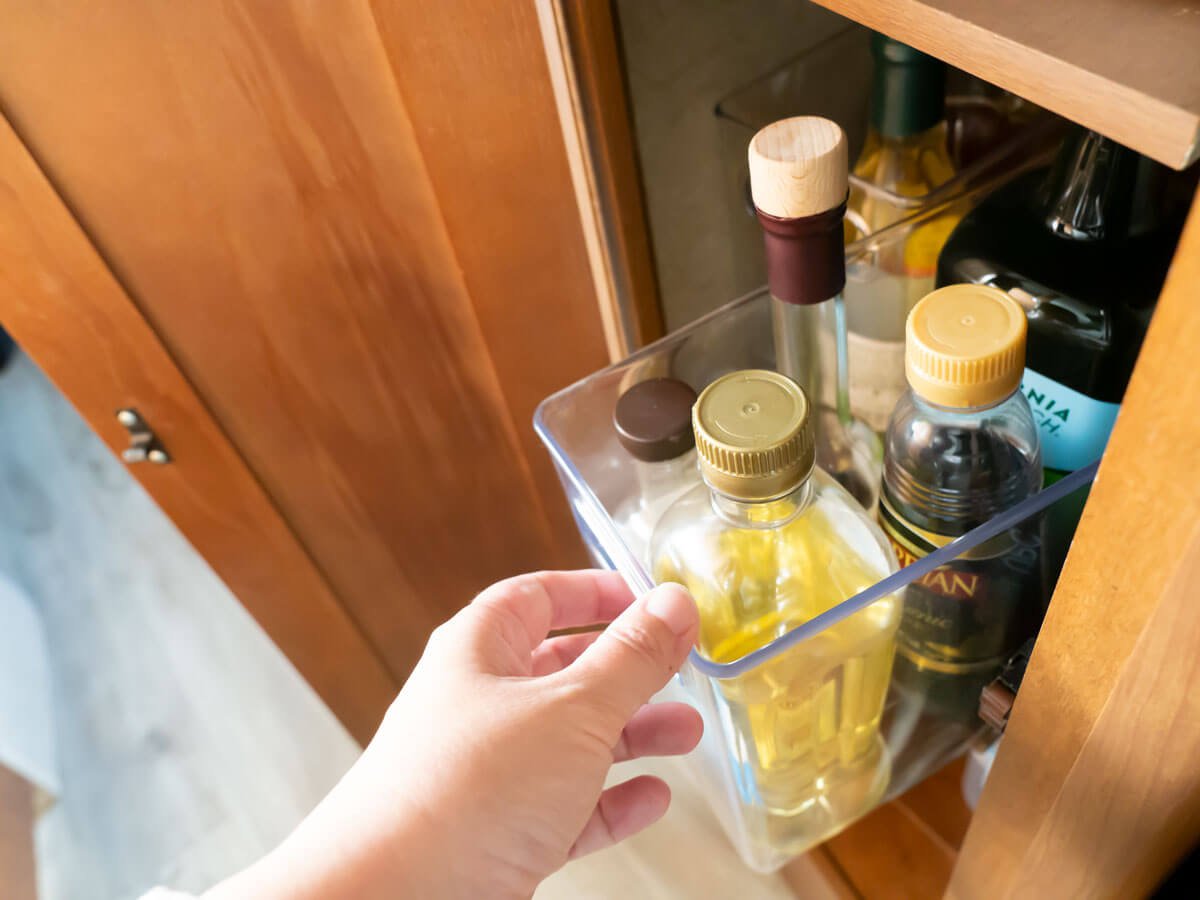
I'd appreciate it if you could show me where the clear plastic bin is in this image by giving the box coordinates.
[534,230,1094,868]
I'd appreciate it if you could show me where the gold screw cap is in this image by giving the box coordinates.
[693,369,815,501]
[906,284,1027,408]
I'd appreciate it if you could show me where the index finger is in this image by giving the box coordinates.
[470,569,636,658]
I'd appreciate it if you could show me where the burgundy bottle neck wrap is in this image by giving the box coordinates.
[755,200,847,305]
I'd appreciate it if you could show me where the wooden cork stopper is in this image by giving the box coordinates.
[748,117,848,219]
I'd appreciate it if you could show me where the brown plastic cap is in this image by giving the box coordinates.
[614,378,698,462]
[693,369,815,501]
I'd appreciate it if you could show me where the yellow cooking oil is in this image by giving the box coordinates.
[650,370,899,843]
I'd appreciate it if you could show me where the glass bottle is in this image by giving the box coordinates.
[650,369,900,852]
[748,116,881,512]
[880,284,1045,723]
[844,34,958,432]
[611,377,700,563]
[936,127,1190,583]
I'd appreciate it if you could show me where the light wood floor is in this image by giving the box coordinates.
[0,350,800,899]
[0,352,360,898]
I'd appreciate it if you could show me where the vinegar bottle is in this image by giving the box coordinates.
[650,369,900,853]
[880,284,1045,723]
[748,116,881,512]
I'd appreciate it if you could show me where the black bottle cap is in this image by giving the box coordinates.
[870,33,945,139]
[613,378,698,462]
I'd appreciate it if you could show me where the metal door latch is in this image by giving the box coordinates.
[116,408,170,464]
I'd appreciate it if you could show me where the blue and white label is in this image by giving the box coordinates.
[1021,367,1120,472]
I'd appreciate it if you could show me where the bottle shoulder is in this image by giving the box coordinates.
[886,391,1040,457]
[649,472,898,583]
[882,391,1042,530]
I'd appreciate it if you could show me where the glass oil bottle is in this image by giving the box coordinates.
[880,284,1045,723]
[650,369,900,853]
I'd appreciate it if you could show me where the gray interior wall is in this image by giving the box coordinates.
[616,0,872,330]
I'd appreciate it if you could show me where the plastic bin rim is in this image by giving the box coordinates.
[533,299,1099,681]
[683,460,1098,678]
[537,366,1097,680]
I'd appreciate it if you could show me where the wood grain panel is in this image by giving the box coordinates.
[828,760,967,899]
[532,0,665,356]
[0,114,396,744]
[812,0,1200,169]
[948,196,1200,897]
[894,757,972,852]
[367,0,612,563]
[0,1,600,681]
[1010,520,1200,897]
[0,764,36,900]
[780,759,971,898]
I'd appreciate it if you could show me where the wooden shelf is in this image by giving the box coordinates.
[813,0,1200,170]
[782,759,972,898]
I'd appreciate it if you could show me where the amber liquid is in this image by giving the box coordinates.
[653,482,898,824]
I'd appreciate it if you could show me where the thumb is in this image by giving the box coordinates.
[569,583,699,729]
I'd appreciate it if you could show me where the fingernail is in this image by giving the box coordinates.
[645,583,697,637]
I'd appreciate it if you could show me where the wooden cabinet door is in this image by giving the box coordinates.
[0,2,613,738]
[0,115,394,743]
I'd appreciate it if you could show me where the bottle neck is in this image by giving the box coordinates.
[1040,129,1135,241]
[871,57,944,139]
[772,296,849,422]
[708,479,814,529]
[910,387,1015,416]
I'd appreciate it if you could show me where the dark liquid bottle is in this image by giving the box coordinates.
[880,285,1045,724]
[936,127,1192,582]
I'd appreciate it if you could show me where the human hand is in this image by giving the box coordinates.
[209,570,701,900]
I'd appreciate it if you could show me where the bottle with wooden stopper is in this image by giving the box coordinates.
[749,116,880,511]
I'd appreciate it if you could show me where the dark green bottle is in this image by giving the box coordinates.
[936,127,1192,583]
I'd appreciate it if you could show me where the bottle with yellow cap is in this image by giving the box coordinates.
[650,369,900,853]
[880,284,1046,722]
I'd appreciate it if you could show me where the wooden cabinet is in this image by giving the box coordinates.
[1,0,1197,896]
[538,1,1200,897]
[0,1,612,744]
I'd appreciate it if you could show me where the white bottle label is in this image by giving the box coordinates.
[1021,368,1120,472]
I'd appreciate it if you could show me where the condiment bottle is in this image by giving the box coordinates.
[880,284,1045,721]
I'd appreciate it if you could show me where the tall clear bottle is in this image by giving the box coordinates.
[748,116,880,511]
[844,34,958,431]
[650,369,900,856]
[880,284,1045,723]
